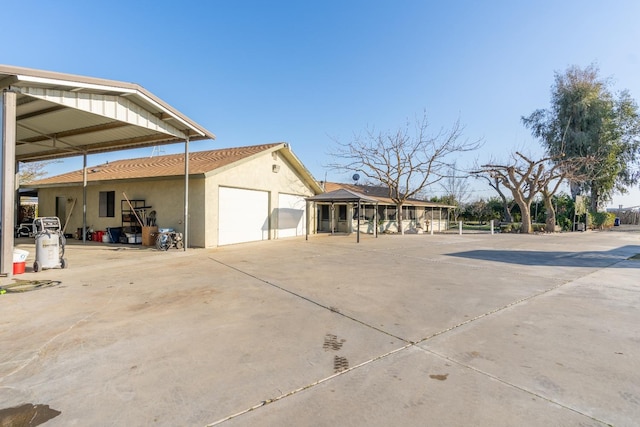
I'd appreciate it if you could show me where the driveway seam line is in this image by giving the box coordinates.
[205,255,626,426]
[208,257,410,343]
[205,343,413,426]
[420,347,611,426]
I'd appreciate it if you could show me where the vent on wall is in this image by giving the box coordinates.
[272,164,280,173]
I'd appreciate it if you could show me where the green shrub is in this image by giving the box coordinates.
[500,223,513,233]
[589,212,616,229]
[558,217,572,231]
[532,223,546,232]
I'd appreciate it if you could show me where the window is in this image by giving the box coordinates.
[319,204,330,220]
[386,205,397,220]
[378,205,386,220]
[338,205,347,221]
[99,191,115,217]
[364,205,376,220]
[403,206,416,220]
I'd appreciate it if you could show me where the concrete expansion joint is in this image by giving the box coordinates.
[420,346,611,426]
[204,255,616,426]
[206,343,414,426]
[208,256,410,343]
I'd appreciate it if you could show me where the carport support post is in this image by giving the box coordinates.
[1,89,17,276]
[183,137,189,250]
[82,153,87,243]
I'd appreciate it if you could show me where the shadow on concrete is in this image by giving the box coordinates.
[446,245,640,268]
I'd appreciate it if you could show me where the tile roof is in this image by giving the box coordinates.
[27,143,283,186]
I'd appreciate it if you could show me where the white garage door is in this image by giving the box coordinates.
[219,187,269,246]
[277,194,306,238]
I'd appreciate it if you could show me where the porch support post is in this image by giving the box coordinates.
[1,89,17,276]
[305,200,310,241]
[183,136,190,250]
[356,200,361,243]
[331,203,334,235]
[375,202,378,238]
[430,209,434,235]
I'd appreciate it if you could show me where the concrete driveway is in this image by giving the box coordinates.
[1,228,639,426]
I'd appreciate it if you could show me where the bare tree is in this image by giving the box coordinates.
[18,160,59,184]
[475,152,590,233]
[330,112,482,234]
[474,152,554,233]
[439,163,471,222]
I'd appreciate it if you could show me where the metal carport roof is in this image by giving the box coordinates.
[306,188,378,204]
[1,64,215,275]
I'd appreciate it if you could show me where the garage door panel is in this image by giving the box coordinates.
[277,194,306,238]
[219,187,269,246]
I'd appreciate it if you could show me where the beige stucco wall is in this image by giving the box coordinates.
[35,177,207,246]
[204,149,317,247]
[34,148,318,249]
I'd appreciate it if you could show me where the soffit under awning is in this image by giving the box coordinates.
[0,64,216,162]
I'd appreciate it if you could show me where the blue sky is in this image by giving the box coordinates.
[4,0,640,207]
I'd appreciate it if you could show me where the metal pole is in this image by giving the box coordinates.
[82,153,87,243]
[459,220,463,235]
[490,219,494,235]
[331,203,334,235]
[184,137,189,250]
[357,201,361,243]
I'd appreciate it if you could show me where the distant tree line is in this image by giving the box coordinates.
[331,63,640,234]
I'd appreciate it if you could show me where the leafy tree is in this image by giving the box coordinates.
[522,64,640,211]
[463,199,492,224]
[486,197,508,222]
[553,193,575,231]
[476,175,515,222]
[330,112,482,233]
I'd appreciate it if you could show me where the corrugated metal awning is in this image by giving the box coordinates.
[1,64,215,162]
[1,64,216,275]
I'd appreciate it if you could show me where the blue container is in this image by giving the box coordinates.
[107,227,122,243]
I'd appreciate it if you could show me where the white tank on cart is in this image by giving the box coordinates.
[33,217,67,272]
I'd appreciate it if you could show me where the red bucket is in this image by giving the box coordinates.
[13,262,25,275]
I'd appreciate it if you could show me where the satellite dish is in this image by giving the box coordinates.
[352,173,360,182]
